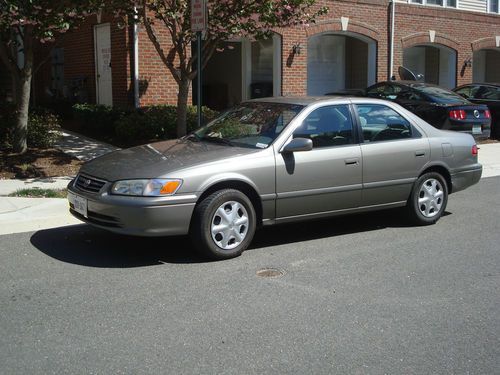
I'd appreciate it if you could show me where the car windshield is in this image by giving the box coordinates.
[414,85,470,105]
[191,102,304,149]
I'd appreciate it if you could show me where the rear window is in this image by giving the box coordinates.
[415,85,469,105]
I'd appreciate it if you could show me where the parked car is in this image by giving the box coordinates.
[453,83,500,139]
[68,97,482,260]
[364,81,491,140]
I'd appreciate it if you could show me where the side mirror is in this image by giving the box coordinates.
[281,137,313,153]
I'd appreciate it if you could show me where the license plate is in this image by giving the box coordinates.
[472,124,482,134]
[68,192,88,218]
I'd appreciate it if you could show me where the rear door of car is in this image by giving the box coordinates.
[353,101,430,207]
[275,103,362,219]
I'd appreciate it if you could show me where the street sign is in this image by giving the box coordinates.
[191,0,207,32]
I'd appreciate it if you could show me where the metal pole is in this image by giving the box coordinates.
[389,0,395,80]
[197,31,202,128]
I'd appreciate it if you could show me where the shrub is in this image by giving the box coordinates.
[114,105,219,142]
[72,103,127,136]
[0,105,61,149]
[27,108,61,148]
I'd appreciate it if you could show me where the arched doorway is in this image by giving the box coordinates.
[307,33,376,95]
[402,44,456,89]
[473,48,500,83]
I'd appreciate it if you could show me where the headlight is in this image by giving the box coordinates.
[111,179,182,196]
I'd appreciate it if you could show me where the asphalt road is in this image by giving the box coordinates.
[1,177,499,374]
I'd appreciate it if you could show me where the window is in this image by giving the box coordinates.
[293,105,354,148]
[490,0,499,13]
[356,104,413,142]
[410,0,457,7]
[454,86,472,99]
[51,48,64,97]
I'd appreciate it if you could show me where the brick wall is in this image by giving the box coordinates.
[33,14,132,108]
[31,1,500,108]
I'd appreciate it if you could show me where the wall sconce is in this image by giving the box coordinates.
[292,43,302,55]
[463,58,472,68]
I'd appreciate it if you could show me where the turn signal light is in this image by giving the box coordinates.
[485,110,491,119]
[449,110,467,120]
[472,145,478,156]
[160,180,181,195]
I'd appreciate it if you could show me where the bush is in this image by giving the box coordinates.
[72,103,127,136]
[114,105,219,142]
[0,105,61,149]
[0,102,16,148]
[27,108,61,148]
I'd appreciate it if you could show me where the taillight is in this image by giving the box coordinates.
[485,109,491,119]
[449,109,467,120]
[472,145,478,156]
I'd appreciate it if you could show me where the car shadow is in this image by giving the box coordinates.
[30,209,452,268]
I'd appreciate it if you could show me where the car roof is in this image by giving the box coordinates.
[246,96,349,106]
[374,80,442,89]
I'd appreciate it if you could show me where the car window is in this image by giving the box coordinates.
[366,84,402,100]
[293,105,354,148]
[356,104,413,143]
[397,89,424,101]
[454,86,472,99]
[475,86,500,100]
[414,85,469,105]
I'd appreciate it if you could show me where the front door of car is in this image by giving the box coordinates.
[275,104,362,219]
[354,103,430,207]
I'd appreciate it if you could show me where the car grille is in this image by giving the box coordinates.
[69,207,122,228]
[75,174,107,193]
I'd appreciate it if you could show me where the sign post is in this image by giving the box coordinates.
[191,0,207,129]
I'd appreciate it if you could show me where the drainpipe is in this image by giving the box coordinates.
[389,0,396,80]
[133,6,140,108]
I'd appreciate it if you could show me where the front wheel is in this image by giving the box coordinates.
[190,189,256,260]
[407,172,448,225]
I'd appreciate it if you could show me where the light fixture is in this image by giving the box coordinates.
[292,43,302,55]
[463,58,472,68]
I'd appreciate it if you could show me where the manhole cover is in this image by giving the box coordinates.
[256,268,285,278]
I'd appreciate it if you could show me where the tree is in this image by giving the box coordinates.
[0,0,102,153]
[114,0,327,138]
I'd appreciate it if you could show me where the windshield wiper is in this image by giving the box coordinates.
[201,136,235,146]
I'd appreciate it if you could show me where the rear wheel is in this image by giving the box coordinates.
[407,172,448,225]
[190,189,256,260]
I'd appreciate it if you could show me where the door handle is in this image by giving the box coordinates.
[345,158,360,165]
[415,150,426,157]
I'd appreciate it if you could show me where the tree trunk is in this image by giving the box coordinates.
[13,72,31,154]
[11,27,34,154]
[176,77,191,138]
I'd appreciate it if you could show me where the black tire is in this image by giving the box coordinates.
[407,172,448,225]
[190,189,256,260]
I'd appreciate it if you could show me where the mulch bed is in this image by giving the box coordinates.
[0,147,83,180]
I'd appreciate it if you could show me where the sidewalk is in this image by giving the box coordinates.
[0,133,499,236]
[0,131,119,235]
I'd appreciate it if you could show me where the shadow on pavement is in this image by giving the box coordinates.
[30,209,451,268]
[30,225,205,267]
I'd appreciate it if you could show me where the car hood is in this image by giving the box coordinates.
[79,139,262,181]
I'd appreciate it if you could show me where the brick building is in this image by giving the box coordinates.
[2,0,500,110]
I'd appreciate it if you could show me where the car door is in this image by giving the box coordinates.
[354,102,430,207]
[275,104,362,219]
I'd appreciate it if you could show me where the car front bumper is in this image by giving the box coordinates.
[67,182,197,237]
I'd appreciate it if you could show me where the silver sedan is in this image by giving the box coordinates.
[68,97,482,259]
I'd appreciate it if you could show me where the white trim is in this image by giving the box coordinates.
[272,34,282,97]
